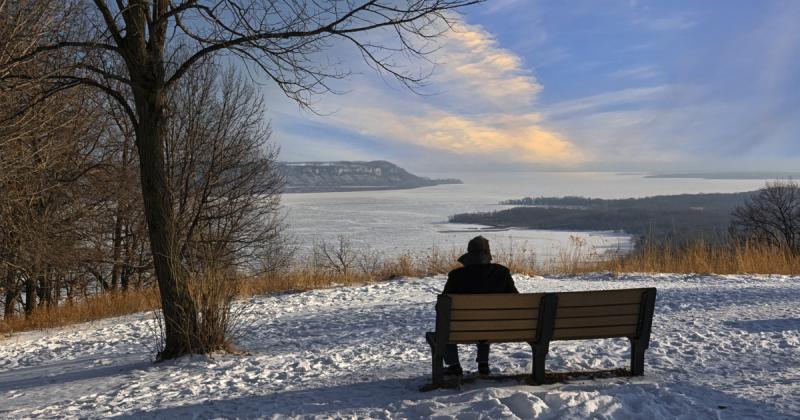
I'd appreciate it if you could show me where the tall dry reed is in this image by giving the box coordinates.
[607,240,800,275]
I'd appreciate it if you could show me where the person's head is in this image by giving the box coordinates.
[458,236,492,265]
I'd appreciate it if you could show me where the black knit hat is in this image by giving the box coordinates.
[458,236,492,265]
[467,236,491,254]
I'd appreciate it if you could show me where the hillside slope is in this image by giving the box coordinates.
[1,274,798,418]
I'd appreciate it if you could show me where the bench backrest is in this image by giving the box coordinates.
[445,293,548,343]
[435,288,656,344]
[552,288,652,340]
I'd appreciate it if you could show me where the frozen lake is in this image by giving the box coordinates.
[281,171,767,262]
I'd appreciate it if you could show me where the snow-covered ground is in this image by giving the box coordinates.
[1,273,799,419]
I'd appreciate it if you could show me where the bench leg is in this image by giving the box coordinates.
[426,332,444,386]
[630,339,647,376]
[530,342,549,384]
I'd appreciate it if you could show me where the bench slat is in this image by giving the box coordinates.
[449,293,544,309]
[449,329,537,342]
[552,325,637,339]
[451,319,537,331]
[555,314,639,329]
[557,304,641,318]
[556,289,646,307]
[451,309,537,321]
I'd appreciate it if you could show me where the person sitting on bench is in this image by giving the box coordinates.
[442,236,518,376]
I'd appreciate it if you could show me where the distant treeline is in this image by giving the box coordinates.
[454,192,758,245]
[501,193,753,210]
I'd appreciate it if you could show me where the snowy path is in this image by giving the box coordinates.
[1,274,799,419]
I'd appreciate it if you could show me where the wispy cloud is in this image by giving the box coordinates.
[609,64,659,80]
[272,18,586,166]
[432,25,542,111]
[544,86,666,119]
[481,0,528,15]
[344,108,582,163]
[634,15,696,31]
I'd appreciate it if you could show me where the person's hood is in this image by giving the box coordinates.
[457,251,492,266]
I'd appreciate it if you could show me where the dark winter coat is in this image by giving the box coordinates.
[443,262,518,295]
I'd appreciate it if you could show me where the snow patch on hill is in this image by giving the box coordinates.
[1,273,799,418]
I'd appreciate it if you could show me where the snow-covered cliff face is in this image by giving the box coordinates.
[279,160,461,192]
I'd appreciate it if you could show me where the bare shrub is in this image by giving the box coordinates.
[313,236,357,276]
[356,248,385,275]
[189,258,243,353]
[150,252,246,357]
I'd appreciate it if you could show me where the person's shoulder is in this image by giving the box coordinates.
[448,266,468,277]
[489,263,511,273]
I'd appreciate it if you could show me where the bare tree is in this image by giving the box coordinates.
[4,0,480,357]
[165,65,284,273]
[0,86,109,315]
[1,1,116,316]
[731,180,800,254]
[79,96,152,293]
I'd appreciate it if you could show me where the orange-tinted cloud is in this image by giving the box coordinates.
[320,20,587,165]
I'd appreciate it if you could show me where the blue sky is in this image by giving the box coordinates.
[266,0,800,172]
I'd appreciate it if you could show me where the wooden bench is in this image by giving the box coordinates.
[425,288,656,387]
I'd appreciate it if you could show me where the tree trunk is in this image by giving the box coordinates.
[36,272,46,307]
[24,275,35,315]
[116,1,200,358]
[133,82,200,358]
[110,138,129,291]
[111,213,123,290]
[121,223,133,291]
[4,269,18,319]
[4,288,18,319]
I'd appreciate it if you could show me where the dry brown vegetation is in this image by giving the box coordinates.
[4,239,799,337]
[605,241,800,275]
[0,289,159,336]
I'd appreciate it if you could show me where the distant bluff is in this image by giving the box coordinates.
[279,160,462,193]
